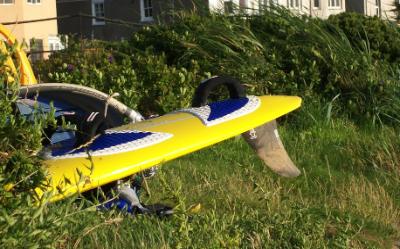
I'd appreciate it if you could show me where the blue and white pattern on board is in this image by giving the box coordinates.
[177,96,260,126]
[50,130,173,159]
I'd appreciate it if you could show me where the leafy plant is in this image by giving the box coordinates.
[0,45,68,248]
[328,12,400,63]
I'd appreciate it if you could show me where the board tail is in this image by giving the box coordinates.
[242,120,300,178]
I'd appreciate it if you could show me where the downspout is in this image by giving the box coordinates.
[379,0,382,18]
[364,0,367,15]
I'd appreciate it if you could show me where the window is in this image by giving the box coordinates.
[29,38,43,61]
[328,0,341,8]
[375,0,380,16]
[313,0,320,8]
[27,0,40,4]
[48,36,64,52]
[224,1,234,14]
[288,0,300,9]
[0,0,14,4]
[140,0,153,22]
[92,0,105,25]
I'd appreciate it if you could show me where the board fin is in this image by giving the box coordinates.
[242,120,300,178]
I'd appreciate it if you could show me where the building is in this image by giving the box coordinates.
[56,0,263,40]
[57,0,202,41]
[212,0,346,18]
[259,0,345,18]
[0,0,62,59]
[209,0,261,14]
[56,0,348,41]
[345,0,396,20]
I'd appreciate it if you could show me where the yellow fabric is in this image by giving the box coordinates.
[0,24,37,85]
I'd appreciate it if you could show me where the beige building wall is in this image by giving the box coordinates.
[195,0,347,18]
[208,0,261,13]
[0,0,59,58]
[379,0,396,20]
[346,0,397,21]
[309,0,346,18]
[0,1,25,40]
[363,0,394,18]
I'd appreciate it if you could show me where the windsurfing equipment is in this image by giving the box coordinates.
[192,76,301,178]
[18,81,301,202]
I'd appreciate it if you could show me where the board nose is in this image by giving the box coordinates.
[242,119,300,178]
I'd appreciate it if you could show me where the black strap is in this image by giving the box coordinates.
[192,76,246,107]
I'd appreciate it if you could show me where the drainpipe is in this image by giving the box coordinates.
[364,0,367,15]
[79,13,82,39]
[379,0,382,18]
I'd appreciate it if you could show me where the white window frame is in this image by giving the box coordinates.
[48,36,64,52]
[27,0,40,4]
[287,0,301,9]
[0,0,14,5]
[92,0,105,25]
[328,0,341,9]
[313,0,320,9]
[375,0,380,17]
[224,0,234,14]
[29,38,44,61]
[140,0,154,22]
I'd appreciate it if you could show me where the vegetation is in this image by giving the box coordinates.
[328,12,400,63]
[36,8,400,125]
[0,48,66,248]
[1,7,399,248]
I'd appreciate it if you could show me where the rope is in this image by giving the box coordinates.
[1,13,145,28]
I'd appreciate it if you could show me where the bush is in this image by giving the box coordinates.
[0,46,68,248]
[35,39,206,115]
[328,12,400,63]
[35,8,400,125]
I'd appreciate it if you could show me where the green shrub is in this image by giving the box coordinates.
[0,46,68,248]
[328,12,400,63]
[35,8,400,125]
[249,8,400,125]
[35,39,206,115]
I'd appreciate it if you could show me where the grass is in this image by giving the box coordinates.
[52,99,400,249]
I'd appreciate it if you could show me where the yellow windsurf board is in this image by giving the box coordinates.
[39,95,301,201]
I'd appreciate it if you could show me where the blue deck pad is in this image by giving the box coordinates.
[176,96,260,126]
[207,98,249,121]
[50,130,173,159]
